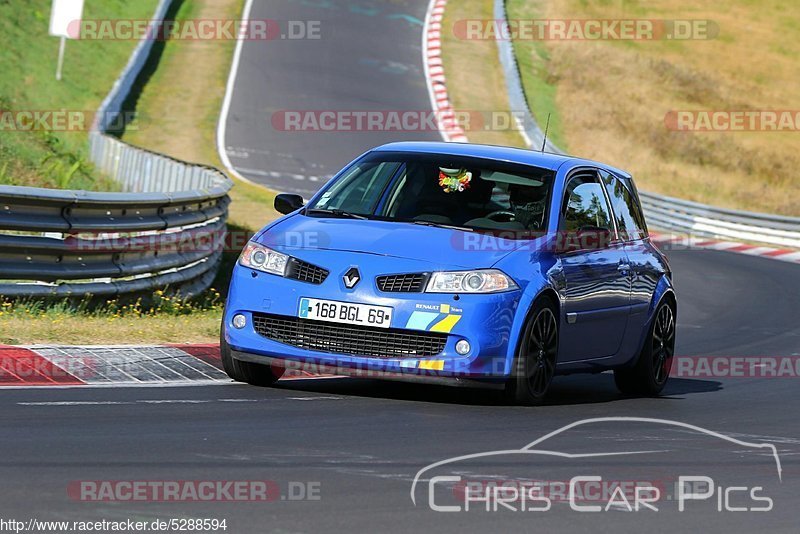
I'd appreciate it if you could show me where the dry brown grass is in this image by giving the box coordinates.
[441,0,527,148]
[123,0,232,168]
[513,0,800,215]
[122,0,279,231]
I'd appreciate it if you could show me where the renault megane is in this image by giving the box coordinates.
[221,142,676,405]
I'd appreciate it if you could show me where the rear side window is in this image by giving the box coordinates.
[600,171,648,241]
[560,173,614,234]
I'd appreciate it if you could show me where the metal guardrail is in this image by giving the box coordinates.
[0,0,234,298]
[493,0,562,155]
[639,192,800,248]
[494,0,800,249]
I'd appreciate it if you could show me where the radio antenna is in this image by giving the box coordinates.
[541,113,551,153]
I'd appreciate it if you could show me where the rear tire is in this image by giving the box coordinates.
[220,321,284,387]
[614,299,676,396]
[505,296,559,406]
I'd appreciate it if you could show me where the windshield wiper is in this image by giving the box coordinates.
[411,220,473,232]
[305,208,368,220]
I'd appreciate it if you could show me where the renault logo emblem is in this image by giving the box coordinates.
[343,267,361,289]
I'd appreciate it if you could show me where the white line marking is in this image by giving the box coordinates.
[286,396,343,401]
[235,166,324,183]
[3,380,234,391]
[0,375,343,390]
[216,0,268,189]
[18,401,130,406]
[139,399,211,404]
[17,395,348,406]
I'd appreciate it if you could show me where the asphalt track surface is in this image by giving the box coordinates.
[220,0,440,197]
[3,239,799,533]
[3,0,800,532]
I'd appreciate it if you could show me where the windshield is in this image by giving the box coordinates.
[306,152,554,233]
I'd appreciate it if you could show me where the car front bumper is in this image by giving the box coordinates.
[223,259,523,381]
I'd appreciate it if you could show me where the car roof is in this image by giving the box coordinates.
[371,141,631,178]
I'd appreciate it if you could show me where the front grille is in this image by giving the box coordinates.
[376,273,428,293]
[252,313,447,358]
[286,258,328,284]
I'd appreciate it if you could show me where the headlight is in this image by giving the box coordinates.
[426,269,518,293]
[239,242,289,276]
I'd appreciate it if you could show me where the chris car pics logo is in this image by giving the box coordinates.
[410,417,782,513]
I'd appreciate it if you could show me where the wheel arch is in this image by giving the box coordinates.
[504,283,562,377]
[629,275,677,364]
[651,275,677,318]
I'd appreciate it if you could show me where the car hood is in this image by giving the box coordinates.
[257,215,528,270]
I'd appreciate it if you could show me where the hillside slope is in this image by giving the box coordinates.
[0,0,157,190]
[507,0,800,215]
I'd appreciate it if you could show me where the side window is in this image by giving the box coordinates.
[560,173,614,234]
[622,177,648,237]
[600,171,648,241]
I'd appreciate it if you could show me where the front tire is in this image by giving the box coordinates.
[614,299,676,396]
[220,321,284,387]
[505,296,559,406]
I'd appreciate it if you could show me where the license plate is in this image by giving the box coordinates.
[298,298,393,329]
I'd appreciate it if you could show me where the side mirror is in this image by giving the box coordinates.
[274,193,304,215]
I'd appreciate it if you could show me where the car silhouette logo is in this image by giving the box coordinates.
[343,267,361,289]
[410,417,784,508]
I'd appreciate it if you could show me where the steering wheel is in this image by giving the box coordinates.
[485,210,516,222]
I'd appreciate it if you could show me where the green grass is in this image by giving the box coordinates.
[0,291,224,345]
[505,0,568,150]
[0,0,158,190]
[122,0,226,168]
[0,0,283,345]
[119,0,280,234]
[440,0,527,148]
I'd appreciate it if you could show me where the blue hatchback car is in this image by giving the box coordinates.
[222,142,676,404]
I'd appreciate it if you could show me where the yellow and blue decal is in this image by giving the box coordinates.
[399,359,445,370]
[405,303,463,333]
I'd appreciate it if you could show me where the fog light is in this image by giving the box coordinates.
[455,339,471,355]
[232,314,247,329]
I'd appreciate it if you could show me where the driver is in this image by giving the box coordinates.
[509,185,547,230]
